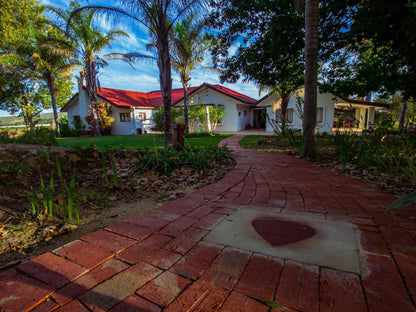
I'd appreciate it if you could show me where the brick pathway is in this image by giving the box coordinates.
[1,135,415,312]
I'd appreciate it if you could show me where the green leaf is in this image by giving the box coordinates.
[386,192,416,211]
[263,300,282,308]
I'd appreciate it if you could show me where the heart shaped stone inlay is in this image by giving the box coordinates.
[252,217,315,246]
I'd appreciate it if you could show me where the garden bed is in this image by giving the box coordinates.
[0,143,234,270]
[239,132,416,197]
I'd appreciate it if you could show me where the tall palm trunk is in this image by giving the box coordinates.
[181,73,190,134]
[47,75,61,137]
[302,0,319,157]
[158,37,173,149]
[398,99,408,131]
[85,61,101,137]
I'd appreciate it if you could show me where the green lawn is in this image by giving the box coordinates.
[57,134,232,151]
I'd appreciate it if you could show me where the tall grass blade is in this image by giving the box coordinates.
[67,167,76,222]
[75,201,80,224]
[48,170,54,217]
[55,156,65,209]
[40,174,48,214]
[29,186,39,215]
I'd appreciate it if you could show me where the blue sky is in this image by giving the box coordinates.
[0,0,260,117]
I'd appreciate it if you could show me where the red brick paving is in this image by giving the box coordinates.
[53,240,113,270]
[136,271,191,307]
[1,135,416,311]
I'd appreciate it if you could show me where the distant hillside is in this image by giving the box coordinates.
[0,112,67,126]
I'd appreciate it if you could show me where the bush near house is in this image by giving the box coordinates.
[84,101,114,135]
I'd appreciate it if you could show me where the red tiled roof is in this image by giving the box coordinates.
[96,84,256,108]
[98,88,151,108]
[97,87,200,109]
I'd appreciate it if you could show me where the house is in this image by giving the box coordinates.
[62,78,389,135]
[256,87,390,133]
[173,83,258,132]
[61,77,198,135]
[61,78,258,135]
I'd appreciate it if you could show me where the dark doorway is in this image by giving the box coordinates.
[253,109,267,129]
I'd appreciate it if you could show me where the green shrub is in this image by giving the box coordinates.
[5,127,57,145]
[132,146,232,177]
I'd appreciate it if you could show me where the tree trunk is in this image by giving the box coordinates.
[302,0,319,157]
[23,106,35,133]
[182,76,189,134]
[47,75,60,137]
[158,38,173,149]
[398,99,408,131]
[281,94,289,137]
[85,61,101,137]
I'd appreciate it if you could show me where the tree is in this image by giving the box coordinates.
[209,0,304,135]
[31,27,75,137]
[0,72,47,132]
[1,0,73,132]
[320,0,416,131]
[302,0,319,157]
[171,12,208,134]
[70,0,205,148]
[50,2,132,137]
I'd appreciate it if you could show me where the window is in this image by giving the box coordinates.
[316,108,323,124]
[276,109,293,123]
[138,112,146,121]
[120,113,131,122]
[287,109,294,123]
[244,110,247,116]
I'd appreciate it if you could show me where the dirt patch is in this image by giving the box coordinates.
[0,144,234,270]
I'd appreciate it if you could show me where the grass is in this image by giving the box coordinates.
[239,135,286,152]
[57,133,231,151]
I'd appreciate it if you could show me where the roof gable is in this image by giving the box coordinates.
[174,83,257,105]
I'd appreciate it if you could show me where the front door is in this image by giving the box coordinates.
[253,109,266,129]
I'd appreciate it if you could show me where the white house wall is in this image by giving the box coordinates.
[111,106,135,135]
[259,89,335,133]
[236,104,251,131]
[132,108,155,133]
[187,88,253,132]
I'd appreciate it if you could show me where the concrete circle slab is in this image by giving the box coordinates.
[203,208,360,273]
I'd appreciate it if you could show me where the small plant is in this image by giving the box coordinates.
[285,127,305,157]
[38,147,52,162]
[386,192,416,212]
[67,167,77,222]
[48,170,54,217]
[333,130,356,171]
[28,186,39,215]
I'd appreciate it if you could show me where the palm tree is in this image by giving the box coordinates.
[171,12,207,134]
[302,0,319,157]
[70,0,205,147]
[32,28,75,137]
[49,3,132,136]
